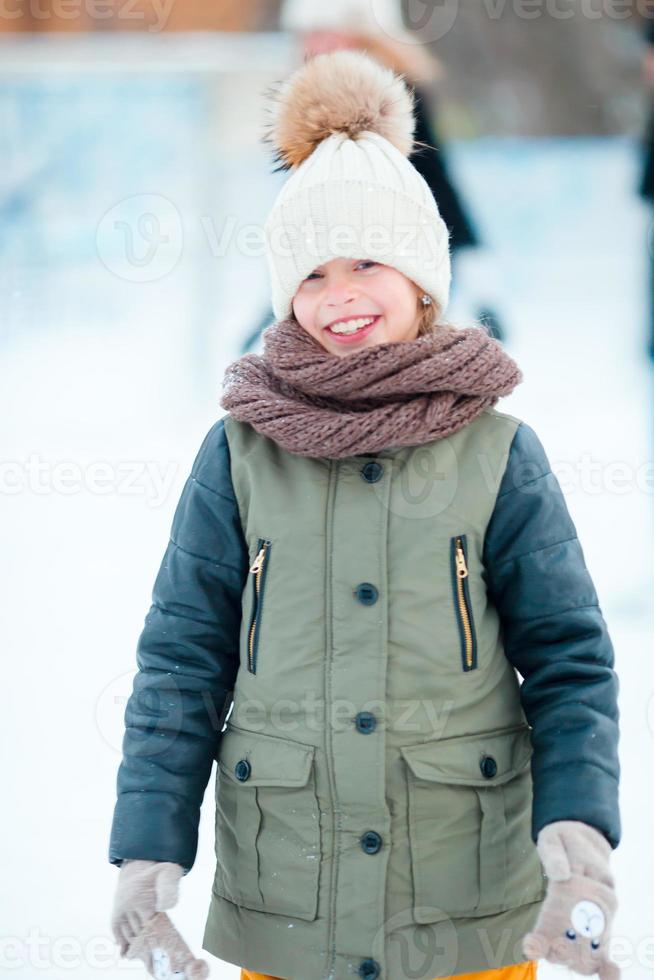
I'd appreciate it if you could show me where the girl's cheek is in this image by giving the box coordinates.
[293,297,317,329]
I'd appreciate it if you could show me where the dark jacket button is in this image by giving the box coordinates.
[361,461,383,483]
[480,755,497,779]
[361,831,383,854]
[355,711,377,733]
[358,958,381,979]
[234,759,251,781]
[355,582,378,605]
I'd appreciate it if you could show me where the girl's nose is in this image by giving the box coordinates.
[324,277,357,306]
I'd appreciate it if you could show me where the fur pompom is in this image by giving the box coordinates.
[261,49,416,171]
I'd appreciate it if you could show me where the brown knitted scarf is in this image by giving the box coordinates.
[220,315,523,458]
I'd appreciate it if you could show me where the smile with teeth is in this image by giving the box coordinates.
[327,315,378,335]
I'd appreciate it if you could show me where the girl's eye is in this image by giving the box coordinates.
[303,260,377,282]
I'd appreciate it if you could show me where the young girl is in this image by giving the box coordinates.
[109,51,621,980]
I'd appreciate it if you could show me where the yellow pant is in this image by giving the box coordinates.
[240,961,537,980]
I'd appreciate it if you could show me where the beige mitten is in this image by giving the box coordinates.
[111,859,185,956]
[126,911,210,979]
[522,820,620,979]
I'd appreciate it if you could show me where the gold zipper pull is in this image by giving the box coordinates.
[455,540,468,578]
[249,546,265,574]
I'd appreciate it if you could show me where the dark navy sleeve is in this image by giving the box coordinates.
[108,416,248,874]
[482,422,621,850]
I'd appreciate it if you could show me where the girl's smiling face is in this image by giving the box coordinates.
[291,257,424,356]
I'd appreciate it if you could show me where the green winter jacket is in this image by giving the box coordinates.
[109,407,620,980]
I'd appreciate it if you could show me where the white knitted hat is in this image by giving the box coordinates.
[261,49,452,321]
[279,0,413,44]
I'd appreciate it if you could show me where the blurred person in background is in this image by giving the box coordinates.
[638,6,654,360]
[239,0,506,353]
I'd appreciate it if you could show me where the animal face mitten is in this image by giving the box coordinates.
[126,911,210,980]
[522,820,620,979]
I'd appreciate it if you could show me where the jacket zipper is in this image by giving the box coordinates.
[451,534,478,671]
[247,538,271,673]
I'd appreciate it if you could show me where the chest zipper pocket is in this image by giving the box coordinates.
[247,538,272,674]
[450,534,478,671]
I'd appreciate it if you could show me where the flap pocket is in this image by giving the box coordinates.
[400,723,532,788]
[217,724,315,787]
[213,725,321,921]
[401,724,544,922]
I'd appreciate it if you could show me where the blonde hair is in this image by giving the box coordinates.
[415,293,439,337]
[415,290,481,338]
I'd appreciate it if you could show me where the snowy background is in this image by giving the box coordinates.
[1,42,653,980]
